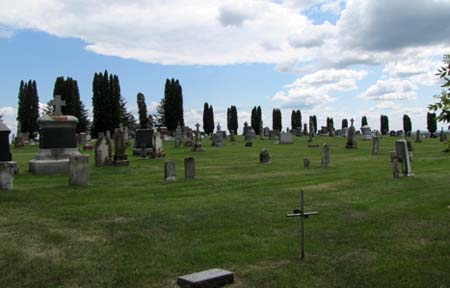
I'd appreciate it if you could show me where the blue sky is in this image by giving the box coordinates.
[0,0,449,134]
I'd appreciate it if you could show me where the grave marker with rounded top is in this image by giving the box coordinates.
[69,155,89,186]
[184,157,196,179]
[165,160,176,182]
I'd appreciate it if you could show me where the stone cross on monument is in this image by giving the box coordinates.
[350,118,355,127]
[49,95,66,115]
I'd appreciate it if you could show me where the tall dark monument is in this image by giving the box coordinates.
[29,95,80,174]
[0,121,16,190]
[0,121,12,162]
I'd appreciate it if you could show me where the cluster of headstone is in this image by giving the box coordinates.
[164,157,196,182]
[132,127,165,159]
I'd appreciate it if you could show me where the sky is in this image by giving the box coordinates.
[0,0,449,135]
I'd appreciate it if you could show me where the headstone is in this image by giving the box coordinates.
[177,268,234,288]
[79,133,88,145]
[140,144,148,160]
[175,122,183,147]
[0,162,16,190]
[342,127,349,138]
[303,157,310,169]
[372,136,379,155]
[192,123,205,152]
[345,118,357,149]
[268,130,277,140]
[259,149,271,164]
[0,122,12,161]
[303,124,308,136]
[29,96,80,175]
[69,155,89,186]
[308,122,315,143]
[321,143,330,167]
[95,134,113,166]
[133,129,153,155]
[360,126,372,140]
[164,160,176,182]
[184,157,196,179]
[212,132,224,147]
[415,129,422,143]
[392,158,400,178]
[106,130,112,140]
[295,127,302,136]
[229,130,236,142]
[260,121,264,140]
[395,140,412,176]
[243,122,256,142]
[279,132,293,144]
[335,129,342,137]
[113,128,129,166]
[263,127,270,137]
[152,131,165,158]
[183,127,194,147]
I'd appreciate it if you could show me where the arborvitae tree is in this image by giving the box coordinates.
[256,106,262,135]
[291,110,302,130]
[163,79,184,131]
[154,98,166,127]
[361,116,368,127]
[380,115,389,135]
[111,75,122,130]
[297,110,302,131]
[342,118,348,129]
[326,117,334,133]
[17,80,39,139]
[272,108,282,132]
[229,105,238,134]
[137,92,148,129]
[291,110,296,130]
[427,112,437,137]
[227,107,231,132]
[203,102,214,135]
[208,105,214,133]
[403,114,412,135]
[53,76,89,132]
[251,106,257,132]
[312,115,317,134]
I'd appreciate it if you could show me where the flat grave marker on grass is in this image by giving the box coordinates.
[177,268,234,288]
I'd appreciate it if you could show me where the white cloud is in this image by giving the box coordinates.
[358,78,417,101]
[382,58,441,86]
[273,68,366,107]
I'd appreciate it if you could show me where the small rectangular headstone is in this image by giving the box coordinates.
[69,155,89,186]
[165,160,176,182]
[177,268,234,288]
[184,157,196,179]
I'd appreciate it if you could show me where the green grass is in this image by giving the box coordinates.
[1,135,449,288]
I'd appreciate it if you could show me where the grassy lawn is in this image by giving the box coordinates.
[1,135,449,287]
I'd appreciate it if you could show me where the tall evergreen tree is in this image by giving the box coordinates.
[312,115,317,134]
[272,108,282,132]
[203,102,214,134]
[227,107,231,132]
[163,79,184,131]
[53,76,89,132]
[327,117,334,133]
[380,115,389,135]
[403,114,412,135]
[229,105,238,134]
[251,106,257,132]
[361,116,368,127]
[17,80,39,139]
[154,98,166,127]
[256,106,262,135]
[137,92,148,129]
[342,118,348,129]
[208,105,214,133]
[291,110,301,130]
[427,112,437,137]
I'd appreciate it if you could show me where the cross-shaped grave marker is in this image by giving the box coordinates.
[286,190,319,260]
[49,95,66,115]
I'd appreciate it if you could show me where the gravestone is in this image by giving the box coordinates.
[360,126,372,140]
[192,123,205,152]
[303,157,310,169]
[392,158,400,178]
[243,122,256,142]
[263,127,270,137]
[79,133,88,145]
[268,130,277,140]
[212,133,224,147]
[183,127,194,147]
[164,160,176,182]
[177,268,234,288]
[308,122,315,143]
[184,157,196,179]
[260,121,264,140]
[140,144,148,160]
[0,162,16,190]
[259,149,271,164]
[295,127,302,136]
[95,133,113,166]
[152,131,165,158]
[279,132,293,144]
[321,143,330,167]
[113,128,129,166]
[29,95,80,174]
[395,140,412,176]
[415,129,422,143]
[345,119,357,149]
[372,136,379,155]
[175,122,183,147]
[133,129,153,155]
[342,127,349,138]
[106,130,111,140]
[0,121,12,161]
[69,155,89,186]
[229,130,236,142]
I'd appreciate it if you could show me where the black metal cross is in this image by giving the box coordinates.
[286,190,319,260]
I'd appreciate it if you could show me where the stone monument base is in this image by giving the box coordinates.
[29,159,69,175]
[132,147,152,156]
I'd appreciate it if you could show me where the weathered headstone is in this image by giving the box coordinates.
[279,132,293,144]
[395,139,412,176]
[164,160,176,182]
[259,149,271,164]
[29,96,80,175]
[133,129,153,155]
[345,118,357,149]
[342,127,349,138]
[177,268,234,288]
[95,134,113,166]
[415,129,422,143]
[175,122,183,147]
[321,143,330,167]
[184,157,196,179]
[79,133,88,145]
[243,122,256,142]
[392,158,400,178]
[113,128,129,166]
[372,136,379,155]
[360,126,372,140]
[69,155,89,186]
[303,157,310,169]
[212,132,224,147]
[192,123,205,152]
[106,130,111,140]
[152,131,165,158]
[0,162,16,190]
